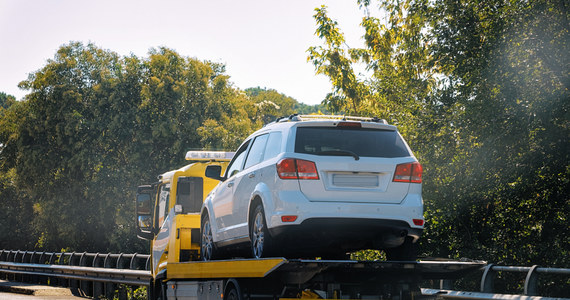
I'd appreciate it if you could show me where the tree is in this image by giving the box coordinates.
[6,42,266,252]
[0,94,34,250]
[309,0,569,280]
[0,92,15,109]
[245,87,297,123]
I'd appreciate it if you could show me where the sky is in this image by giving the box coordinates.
[0,0,369,105]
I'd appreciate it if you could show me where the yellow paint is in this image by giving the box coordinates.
[179,228,193,249]
[149,159,230,278]
[167,259,286,279]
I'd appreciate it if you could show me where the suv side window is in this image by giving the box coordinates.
[244,134,269,170]
[263,132,282,161]
[225,140,250,178]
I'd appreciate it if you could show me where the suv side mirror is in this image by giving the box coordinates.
[205,165,224,181]
[136,185,155,240]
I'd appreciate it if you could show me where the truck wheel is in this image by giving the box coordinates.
[159,282,166,300]
[250,204,273,258]
[152,280,166,300]
[385,237,417,261]
[201,214,216,261]
[225,282,242,300]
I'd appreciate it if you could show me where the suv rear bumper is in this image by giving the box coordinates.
[268,218,422,256]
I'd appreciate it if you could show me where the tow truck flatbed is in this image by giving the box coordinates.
[163,258,486,300]
[167,258,485,280]
[135,152,487,300]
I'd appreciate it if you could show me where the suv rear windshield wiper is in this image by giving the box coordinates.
[317,150,360,161]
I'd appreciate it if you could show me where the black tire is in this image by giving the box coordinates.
[200,214,216,261]
[159,282,166,300]
[385,237,417,261]
[152,279,166,300]
[225,283,242,300]
[250,204,274,258]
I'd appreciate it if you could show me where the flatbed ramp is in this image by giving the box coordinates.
[163,259,486,300]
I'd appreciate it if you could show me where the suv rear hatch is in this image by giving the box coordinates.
[293,122,416,204]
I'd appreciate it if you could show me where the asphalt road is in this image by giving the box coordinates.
[0,292,85,299]
[0,280,85,299]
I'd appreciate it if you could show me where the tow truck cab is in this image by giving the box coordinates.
[135,151,233,277]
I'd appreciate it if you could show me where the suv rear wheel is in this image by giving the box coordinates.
[250,204,274,258]
[385,237,417,261]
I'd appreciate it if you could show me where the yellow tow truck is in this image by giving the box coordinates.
[136,151,484,300]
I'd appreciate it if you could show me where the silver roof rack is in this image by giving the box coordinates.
[296,114,387,124]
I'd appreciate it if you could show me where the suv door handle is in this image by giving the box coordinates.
[248,173,256,178]
[227,181,234,187]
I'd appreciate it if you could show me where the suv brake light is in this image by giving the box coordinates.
[277,158,319,180]
[337,121,361,128]
[393,162,422,183]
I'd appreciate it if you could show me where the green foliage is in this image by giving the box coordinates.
[0,92,15,110]
[246,87,296,123]
[245,86,329,117]
[293,101,329,115]
[310,0,569,279]
[351,249,385,261]
[0,42,318,253]
[308,6,370,115]
[0,42,274,252]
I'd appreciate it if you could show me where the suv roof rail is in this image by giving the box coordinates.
[297,115,388,124]
[268,114,388,126]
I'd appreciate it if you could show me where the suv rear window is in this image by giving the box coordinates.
[294,127,411,158]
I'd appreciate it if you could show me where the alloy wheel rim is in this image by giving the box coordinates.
[201,220,213,260]
[252,212,265,258]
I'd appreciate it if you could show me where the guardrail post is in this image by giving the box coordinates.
[128,253,139,300]
[104,253,115,299]
[58,252,68,288]
[68,252,79,295]
[93,253,103,299]
[0,251,4,280]
[27,251,36,284]
[78,252,91,297]
[116,253,126,300]
[48,252,57,286]
[440,279,453,290]
[480,264,495,293]
[129,253,138,270]
[524,265,540,296]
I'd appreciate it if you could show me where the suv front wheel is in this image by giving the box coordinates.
[201,214,216,261]
[250,204,274,258]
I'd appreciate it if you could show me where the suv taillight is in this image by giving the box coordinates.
[393,162,423,183]
[277,158,319,180]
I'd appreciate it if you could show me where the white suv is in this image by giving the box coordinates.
[201,115,424,261]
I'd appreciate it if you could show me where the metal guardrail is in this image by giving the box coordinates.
[1,250,568,299]
[481,264,570,296]
[421,288,568,300]
[0,250,151,299]
[438,264,570,299]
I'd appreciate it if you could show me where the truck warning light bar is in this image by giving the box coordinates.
[185,151,235,161]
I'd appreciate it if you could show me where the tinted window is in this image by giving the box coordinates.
[226,140,250,178]
[295,127,410,158]
[263,132,282,161]
[176,177,204,213]
[244,134,269,169]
